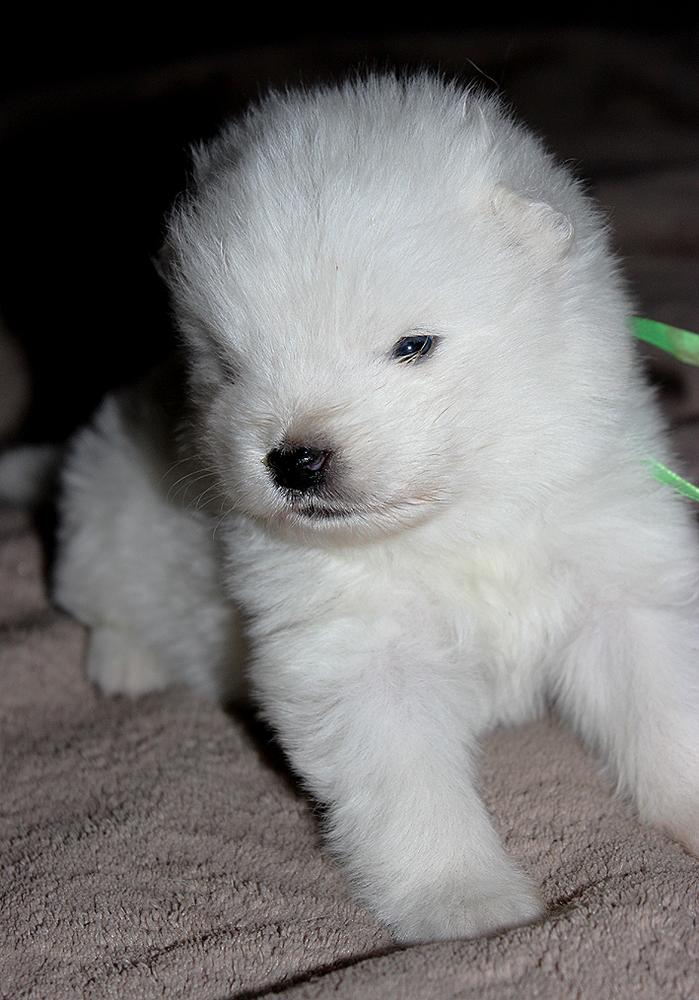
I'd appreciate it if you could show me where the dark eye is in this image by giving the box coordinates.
[391,334,437,363]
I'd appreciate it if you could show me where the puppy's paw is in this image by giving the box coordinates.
[387,868,545,945]
[87,625,170,697]
[671,824,699,858]
[653,803,699,858]
[638,754,699,858]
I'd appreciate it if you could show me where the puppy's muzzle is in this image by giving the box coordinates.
[266,445,332,492]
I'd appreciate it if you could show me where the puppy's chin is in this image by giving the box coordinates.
[264,491,446,542]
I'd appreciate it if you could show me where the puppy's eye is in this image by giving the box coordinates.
[391,334,436,363]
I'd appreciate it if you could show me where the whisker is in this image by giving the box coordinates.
[212,505,236,541]
[161,455,216,489]
[161,455,195,480]
[192,480,222,510]
[432,399,460,425]
[192,486,229,512]
[167,469,216,502]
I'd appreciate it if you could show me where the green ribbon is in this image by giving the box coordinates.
[631,317,699,504]
[631,317,699,367]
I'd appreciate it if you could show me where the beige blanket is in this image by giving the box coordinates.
[2,513,698,998]
[2,29,699,1000]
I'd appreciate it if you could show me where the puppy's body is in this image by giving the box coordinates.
[54,75,699,943]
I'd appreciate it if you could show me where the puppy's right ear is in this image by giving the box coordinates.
[490,184,574,261]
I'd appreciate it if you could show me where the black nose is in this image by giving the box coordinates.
[266,446,332,492]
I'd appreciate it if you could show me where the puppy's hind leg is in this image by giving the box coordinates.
[55,387,243,703]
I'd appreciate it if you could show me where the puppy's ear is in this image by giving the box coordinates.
[490,184,574,260]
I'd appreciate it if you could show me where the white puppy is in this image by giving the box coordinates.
[53,74,699,944]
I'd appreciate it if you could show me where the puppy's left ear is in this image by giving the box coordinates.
[490,184,574,261]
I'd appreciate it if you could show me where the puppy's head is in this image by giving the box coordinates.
[163,74,627,540]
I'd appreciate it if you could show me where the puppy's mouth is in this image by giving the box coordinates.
[287,500,355,521]
[277,487,446,528]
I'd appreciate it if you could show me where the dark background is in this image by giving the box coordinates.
[1,16,697,443]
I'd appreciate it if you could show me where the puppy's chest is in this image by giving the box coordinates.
[228,525,574,673]
[422,544,575,671]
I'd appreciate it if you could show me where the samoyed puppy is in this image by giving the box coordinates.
[52,74,699,943]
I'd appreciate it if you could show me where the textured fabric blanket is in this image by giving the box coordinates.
[2,29,699,1000]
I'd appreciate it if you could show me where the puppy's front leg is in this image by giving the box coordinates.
[555,601,699,856]
[251,618,544,943]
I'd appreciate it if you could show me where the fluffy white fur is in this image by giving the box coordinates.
[52,75,699,944]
